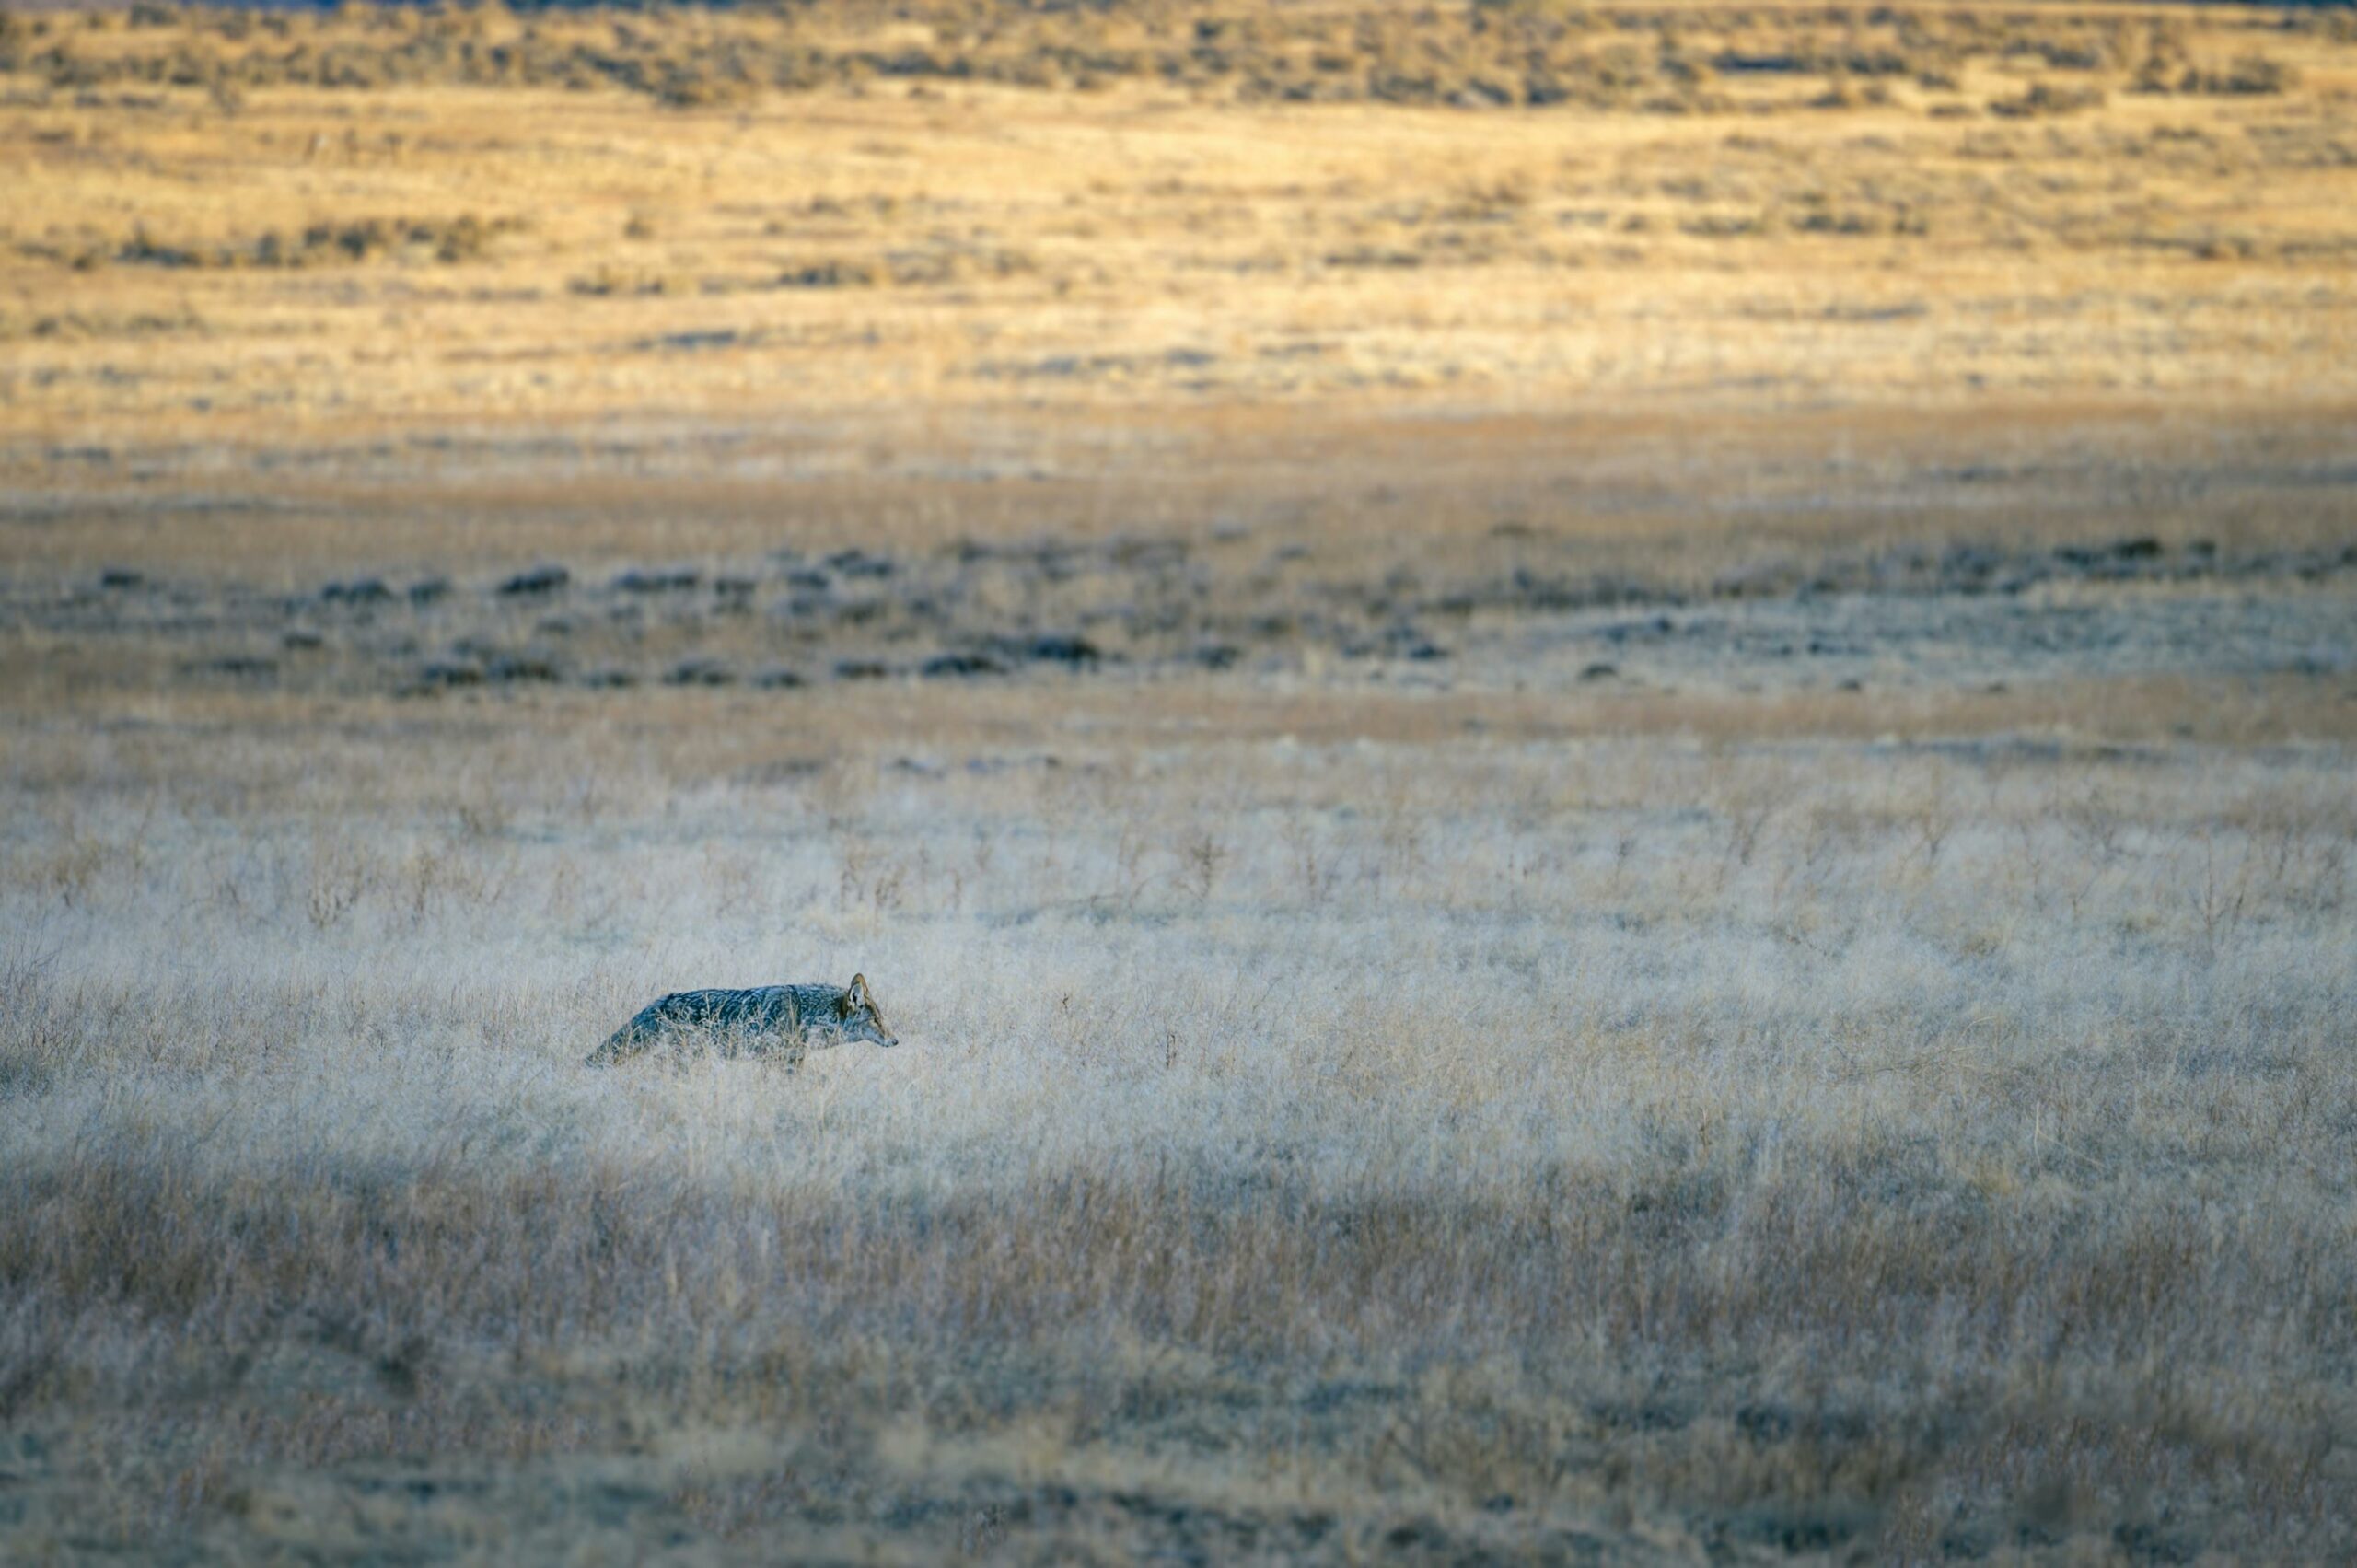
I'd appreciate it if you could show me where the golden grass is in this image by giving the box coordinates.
[3,0,2355,477]
[8,399,2357,590]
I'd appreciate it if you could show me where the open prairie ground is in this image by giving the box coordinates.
[4,2,2357,1563]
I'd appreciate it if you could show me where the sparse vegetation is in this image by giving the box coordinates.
[1,0,2354,456]
[104,213,522,270]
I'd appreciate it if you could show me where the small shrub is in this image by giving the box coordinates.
[1987,82,2105,118]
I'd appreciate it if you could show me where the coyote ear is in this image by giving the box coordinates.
[848,972,868,1001]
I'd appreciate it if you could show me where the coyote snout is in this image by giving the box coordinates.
[588,972,897,1066]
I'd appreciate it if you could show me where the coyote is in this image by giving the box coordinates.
[588,973,897,1066]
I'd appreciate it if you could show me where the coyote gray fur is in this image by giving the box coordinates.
[588,973,897,1066]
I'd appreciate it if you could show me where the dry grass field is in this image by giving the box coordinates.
[5,0,2357,454]
[5,679,2355,1564]
[5,1,2357,1563]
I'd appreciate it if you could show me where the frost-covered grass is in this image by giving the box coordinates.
[3,691,2353,1562]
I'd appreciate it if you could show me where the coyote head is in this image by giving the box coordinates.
[828,973,897,1049]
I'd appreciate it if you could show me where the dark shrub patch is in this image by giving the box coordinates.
[498,565,570,597]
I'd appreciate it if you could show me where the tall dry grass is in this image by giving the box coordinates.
[3,690,2352,1558]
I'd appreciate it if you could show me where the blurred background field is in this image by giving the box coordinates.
[5,0,2357,455]
[3,2,2356,1562]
